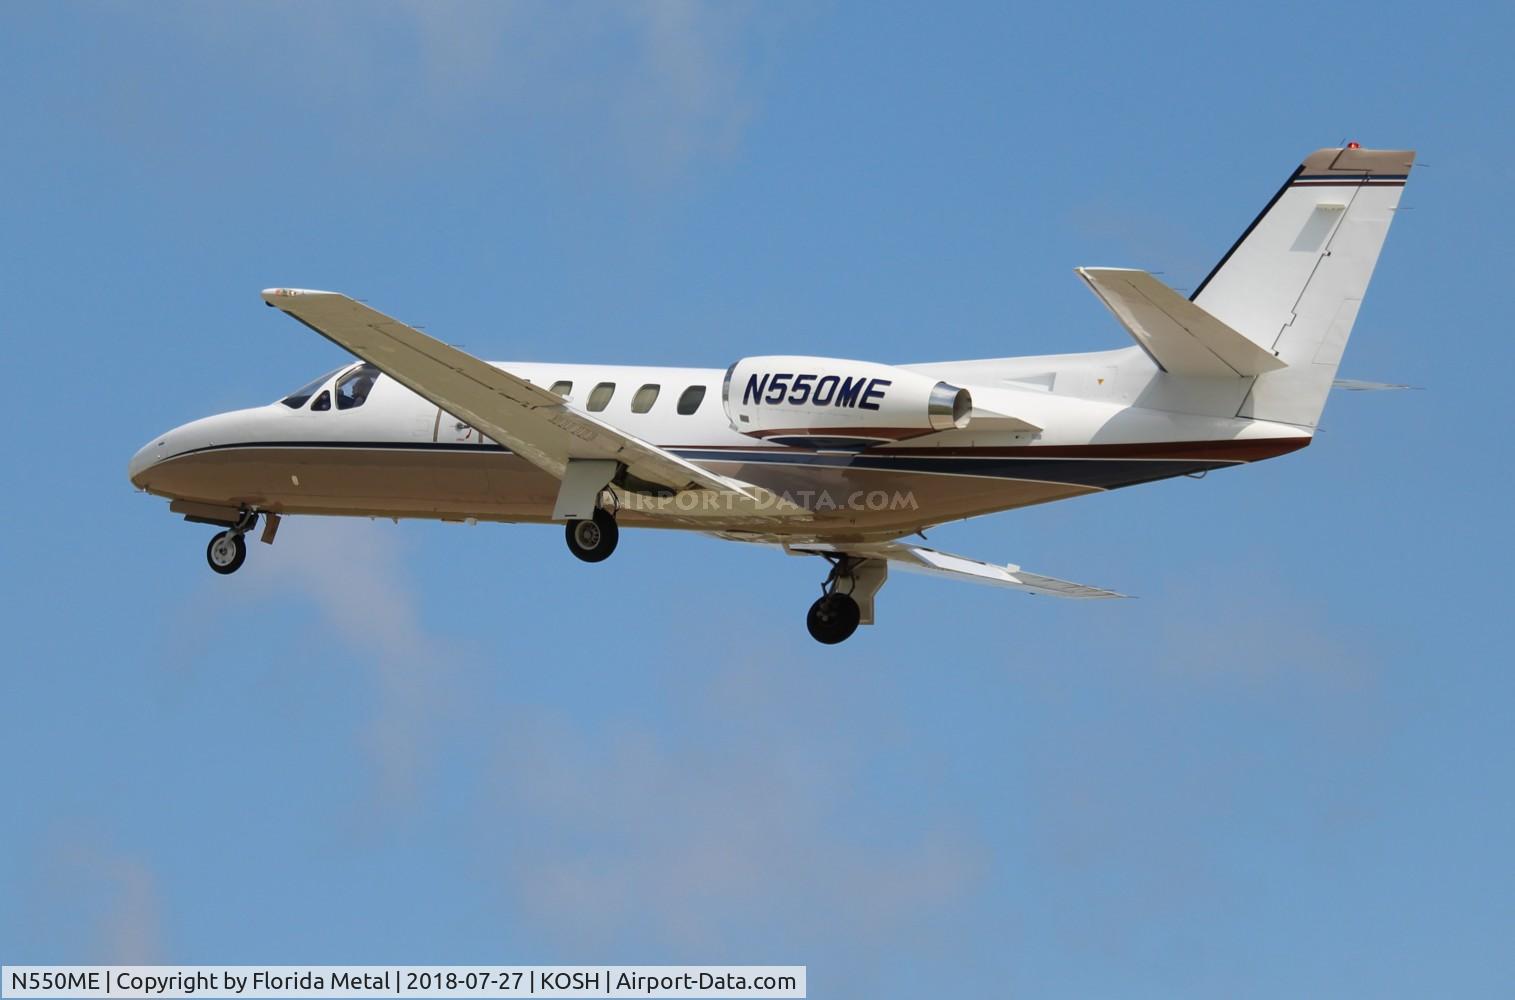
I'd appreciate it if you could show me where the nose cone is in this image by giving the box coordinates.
[128,433,170,488]
[128,407,276,495]
[127,411,230,490]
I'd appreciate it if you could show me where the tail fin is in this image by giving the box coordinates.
[1193,146,1415,428]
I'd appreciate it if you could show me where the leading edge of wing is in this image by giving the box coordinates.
[262,287,564,406]
[260,288,805,518]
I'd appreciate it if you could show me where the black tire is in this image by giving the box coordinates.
[807,592,861,644]
[565,508,619,563]
[206,531,247,575]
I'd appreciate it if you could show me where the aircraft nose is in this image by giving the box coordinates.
[128,407,271,491]
[128,432,171,488]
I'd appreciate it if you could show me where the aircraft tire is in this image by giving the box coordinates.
[807,592,860,644]
[207,531,247,575]
[565,509,619,563]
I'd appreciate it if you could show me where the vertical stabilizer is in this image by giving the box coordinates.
[1192,146,1414,428]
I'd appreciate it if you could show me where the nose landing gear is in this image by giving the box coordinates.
[205,510,259,575]
[206,531,246,574]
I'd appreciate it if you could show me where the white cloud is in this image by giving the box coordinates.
[483,655,988,954]
[24,841,164,963]
[1002,576,1392,963]
[161,1,783,179]
[409,1,770,177]
[610,3,759,174]
[101,857,162,964]
[242,517,460,807]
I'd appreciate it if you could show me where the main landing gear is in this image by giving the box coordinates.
[565,507,619,563]
[206,510,260,575]
[807,555,864,645]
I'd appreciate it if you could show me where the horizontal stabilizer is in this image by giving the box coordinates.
[1077,267,1286,378]
[788,541,1127,599]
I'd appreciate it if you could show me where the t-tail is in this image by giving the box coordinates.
[1193,145,1415,428]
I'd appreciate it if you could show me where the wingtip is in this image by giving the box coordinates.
[261,287,339,306]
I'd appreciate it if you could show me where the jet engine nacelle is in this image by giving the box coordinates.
[722,356,972,448]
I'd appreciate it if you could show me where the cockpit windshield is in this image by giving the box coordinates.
[336,364,380,410]
[279,367,345,408]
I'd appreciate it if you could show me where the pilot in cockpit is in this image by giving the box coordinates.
[336,366,378,410]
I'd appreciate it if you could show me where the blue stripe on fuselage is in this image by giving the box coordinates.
[668,447,1229,489]
[154,439,1237,491]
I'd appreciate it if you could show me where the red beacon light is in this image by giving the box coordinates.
[1347,141,1361,149]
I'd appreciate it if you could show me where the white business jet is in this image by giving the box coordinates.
[129,145,1413,643]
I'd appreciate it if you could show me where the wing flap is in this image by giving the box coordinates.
[1076,267,1286,377]
[788,540,1127,599]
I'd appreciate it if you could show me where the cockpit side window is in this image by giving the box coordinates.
[279,367,343,408]
[311,390,331,411]
[336,364,380,410]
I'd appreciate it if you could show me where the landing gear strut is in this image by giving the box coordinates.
[807,555,863,645]
[206,510,258,576]
[565,507,619,563]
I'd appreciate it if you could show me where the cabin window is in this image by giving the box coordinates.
[587,382,616,412]
[336,364,379,410]
[677,385,707,415]
[631,384,661,413]
[550,380,573,397]
[279,367,343,408]
[310,390,331,412]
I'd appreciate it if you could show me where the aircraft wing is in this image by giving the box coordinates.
[1076,267,1286,378]
[261,288,805,522]
[787,540,1128,599]
[1332,378,1421,391]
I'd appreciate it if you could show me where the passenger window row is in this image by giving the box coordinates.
[288,368,707,417]
[549,381,707,416]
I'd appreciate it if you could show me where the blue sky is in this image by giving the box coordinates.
[2,2,1512,996]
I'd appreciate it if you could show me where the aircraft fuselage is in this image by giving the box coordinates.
[129,356,1306,544]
